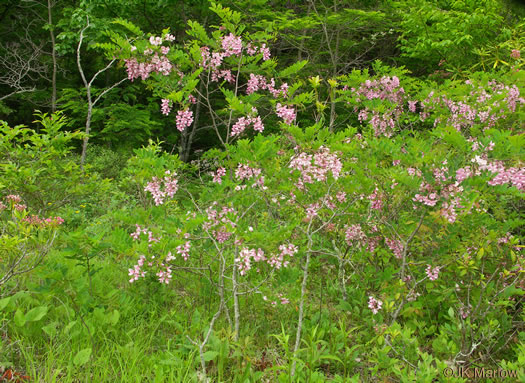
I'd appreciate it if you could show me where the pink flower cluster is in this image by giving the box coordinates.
[129,255,146,283]
[289,147,342,189]
[246,74,288,98]
[487,167,525,190]
[458,155,525,191]
[149,36,162,46]
[385,237,403,259]
[2,195,27,212]
[260,44,271,60]
[161,99,171,115]
[434,81,525,131]
[263,293,289,306]
[203,203,237,243]
[22,215,64,227]
[156,265,173,284]
[221,33,242,57]
[176,241,191,261]
[130,224,160,245]
[212,167,226,183]
[425,265,440,281]
[441,197,461,223]
[276,103,296,125]
[129,252,176,284]
[144,170,179,205]
[211,69,234,83]
[231,115,264,137]
[237,243,298,275]
[267,244,298,269]
[124,54,172,81]
[6,194,22,203]
[199,36,271,84]
[305,202,320,221]
[413,182,439,207]
[234,164,265,189]
[353,76,405,137]
[236,247,266,275]
[345,224,367,247]
[235,164,261,180]
[175,110,194,131]
[368,296,383,314]
[368,187,384,210]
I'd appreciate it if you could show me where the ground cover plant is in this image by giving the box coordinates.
[0,1,524,382]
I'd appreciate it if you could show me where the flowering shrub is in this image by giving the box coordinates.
[104,3,311,162]
[113,10,524,381]
[0,194,64,288]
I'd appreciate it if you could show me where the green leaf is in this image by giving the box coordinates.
[0,296,11,311]
[112,18,143,35]
[108,309,120,326]
[202,351,219,361]
[25,306,48,322]
[448,307,454,318]
[42,322,58,338]
[14,309,26,327]
[73,348,92,366]
[279,60,308,78]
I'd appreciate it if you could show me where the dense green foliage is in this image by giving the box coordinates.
[0,0,524,382]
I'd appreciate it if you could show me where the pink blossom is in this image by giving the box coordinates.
[385,238,403,259]
[149,36,162,46]
[211,69,234,83]
[144,171,179,205]
[14,204,26,211]
[176,110,194,131]
[345,224,367,247]
[6,194,22,203]
[368,296,383,314]
[246,73,263,94]
[214,229,233,243]
[488,167,525,190]
[129,255,147,283]
[212,167,226,183]
[456,166,472,183]
[156,265,172,284]
[425,265,440,281]
[260,43,271,60]
[511,49,520,59]
[368,187,383,210]
[236,248,266,275]
[176,241,191,261]
[252,116,264,132]
[221,33,242,57]
[267,243,298,269]
[246,43,257,55]
[336,191,347,203]
[23,215,64,227]
[289,147,342,188]
[160,99,171,115]
[231,117,250,136]
[276,103,296,125]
